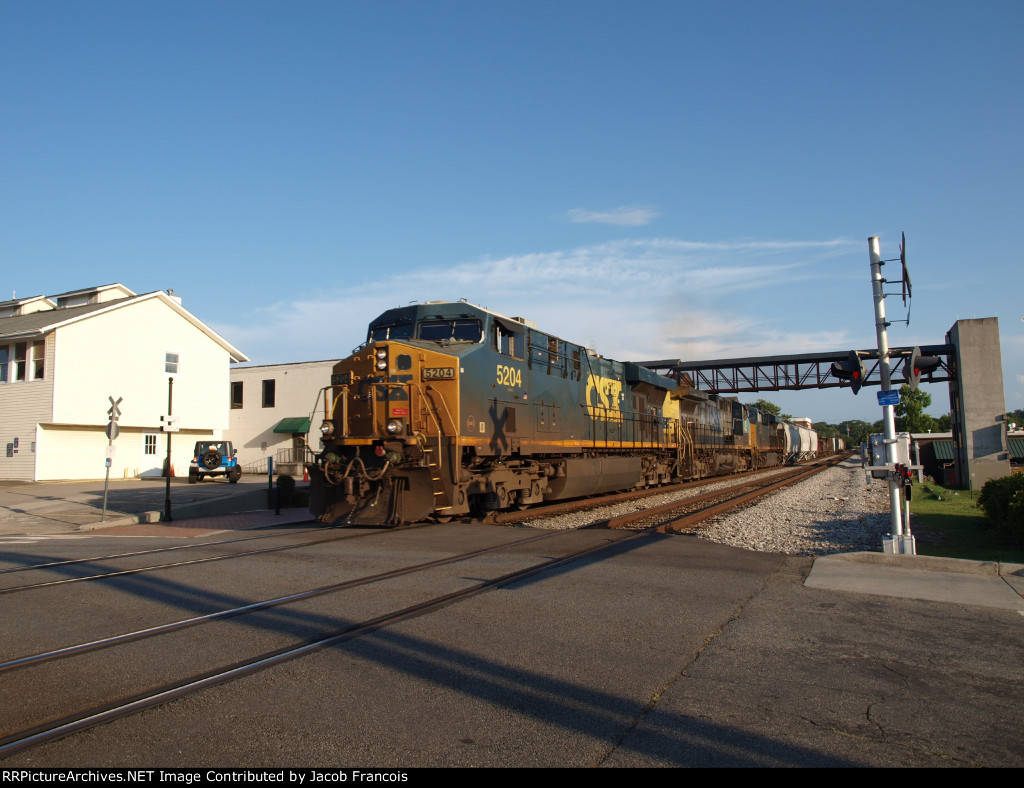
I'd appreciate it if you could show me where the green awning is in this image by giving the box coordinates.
[931,440,956,461]
[273,417,311,434]
[1009,437,1024,460]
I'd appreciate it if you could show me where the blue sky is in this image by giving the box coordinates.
[2,1,1021,424]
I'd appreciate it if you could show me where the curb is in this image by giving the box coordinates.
[79,487,277,531]
[821,551,1023,578]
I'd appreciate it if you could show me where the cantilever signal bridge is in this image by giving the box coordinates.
[637,345,954,394]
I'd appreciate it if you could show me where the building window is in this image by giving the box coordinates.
[262,379,276,408]
[144,435,158,455]
[231,381,243,409]
[14,343,27,382]
[31,340,45,380]
[0,342,45,383]
[165,352,180,374]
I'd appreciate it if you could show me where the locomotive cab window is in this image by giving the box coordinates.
[369,322,414,342]
[492,324,524,360]
[418,319,482,343]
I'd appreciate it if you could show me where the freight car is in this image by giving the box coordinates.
[307,301,824,525]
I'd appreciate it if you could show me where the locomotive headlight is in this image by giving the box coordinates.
[386,418,403,435]
[376,359,388,370]
[320,420,334,437]
[375,347,388,370]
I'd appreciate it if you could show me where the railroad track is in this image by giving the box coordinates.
[0,523,402,596]
[0,461,835,760]
[600,458,843,533]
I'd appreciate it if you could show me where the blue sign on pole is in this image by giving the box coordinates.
[877,389,900,407]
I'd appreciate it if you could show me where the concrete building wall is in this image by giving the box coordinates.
[227,360,338,470]
[946,317,1010,489]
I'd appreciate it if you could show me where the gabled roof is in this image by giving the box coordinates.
[0,293,50,309]
[47,283,136,301]
[0,291,248,362]
[0,294,58,316]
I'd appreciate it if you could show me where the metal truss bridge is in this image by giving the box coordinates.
[637,344,955,395]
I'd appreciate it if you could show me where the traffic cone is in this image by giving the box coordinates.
[170,464,175,477]
[303,467,309,482]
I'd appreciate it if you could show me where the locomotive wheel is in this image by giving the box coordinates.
[202,450,222,470]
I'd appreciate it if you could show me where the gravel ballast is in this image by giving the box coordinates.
[696,457,892,555]
[524,457,895,556]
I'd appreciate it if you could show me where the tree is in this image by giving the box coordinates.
[747,398,781,417]
[838,419,872,446]
[894,384,936,433]
[813,422,842,440]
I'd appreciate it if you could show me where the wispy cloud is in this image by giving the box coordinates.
[563,205,661,226]
[214,236,861,368]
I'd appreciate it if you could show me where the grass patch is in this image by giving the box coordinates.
[910,480,1024,563]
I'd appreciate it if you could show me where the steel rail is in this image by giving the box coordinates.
[0,526,389,596]
[596,466,821,530]
[656,459,840,534]
[485,464,803,525]
[0,524,322,576]
[0,530,637,760]
[0,461,842,758]
[0,528,563,676]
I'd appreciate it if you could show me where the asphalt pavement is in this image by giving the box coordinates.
[0,482,1021,767]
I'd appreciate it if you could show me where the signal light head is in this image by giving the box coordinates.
[904,347,942,389]
[831,351,867,395]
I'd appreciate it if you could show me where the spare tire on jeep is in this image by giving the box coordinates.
[202,449,222,470]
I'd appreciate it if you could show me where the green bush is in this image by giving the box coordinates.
[978,473,1024,543]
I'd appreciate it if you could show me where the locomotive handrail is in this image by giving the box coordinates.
[583,403,675,451]
[416,382,458,486]
[325,388,349,438]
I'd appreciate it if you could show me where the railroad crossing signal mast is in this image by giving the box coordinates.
[867,235,916,554]
[831,236,923,553]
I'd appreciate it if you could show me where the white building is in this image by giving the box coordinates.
[0,284,247,480]
[227,360,339,475]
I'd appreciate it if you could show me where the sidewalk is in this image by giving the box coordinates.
[81,507,314,537]
[806,551,1024,611]
[0,475,304,536]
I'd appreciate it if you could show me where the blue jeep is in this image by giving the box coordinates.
[188,441,242,483]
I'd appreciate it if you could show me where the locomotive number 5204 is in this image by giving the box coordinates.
[496,364,522,388]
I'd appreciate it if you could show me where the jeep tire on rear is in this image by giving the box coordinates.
[189,441,240,483]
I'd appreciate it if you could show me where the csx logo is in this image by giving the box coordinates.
[585,374,624,422]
